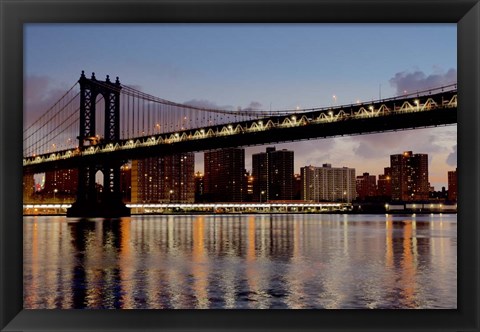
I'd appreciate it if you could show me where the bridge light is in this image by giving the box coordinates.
[228,125,233,129]
[291,116,296,121]
[258,121,263,125]
[369,106,374,111]
[328,111,333,116]
[200,129,205,133]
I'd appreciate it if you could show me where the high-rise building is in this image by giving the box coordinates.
[244,171,254,202]
[43,168,79,196]
[120,164,132,202]
[204,148,245,202]
[300,164,356,202]
[377,167,392,199]
[131,153,195,203]
[448,168,457,201]
[252,147,294,201]
[23,173,35,202]
[268,148,294,201]
[356,172,377,200]
[390,151,429,201]
[252,149,269,202]
[293,173,302,200]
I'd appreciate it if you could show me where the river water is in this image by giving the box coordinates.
[23,213,457,309]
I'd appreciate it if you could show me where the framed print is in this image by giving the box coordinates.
[1,0,479,331]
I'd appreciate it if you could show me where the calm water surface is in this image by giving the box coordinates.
[23,214,457,309]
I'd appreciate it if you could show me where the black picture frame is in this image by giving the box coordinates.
[1,0,479,331]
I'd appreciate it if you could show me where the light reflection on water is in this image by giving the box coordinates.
[23,214,457,309]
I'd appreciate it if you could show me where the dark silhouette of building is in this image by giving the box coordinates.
[204,148,245,202]
[131,153,195,203]
[194,171,204,202]
[44,168,79,198]
[429,186,448,200]
[120,164,131,202]
[377,167,392,199]
[390,151,429,201]
[293,173,302,200]
[448,168,457,201]
[244,171,254,202]
[23,173,35,202]
[356,172,377,201]
[252,148,270,202]
[252,147,294,201]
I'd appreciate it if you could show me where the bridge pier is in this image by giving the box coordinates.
[66,197,130,218]
[67,72,130,218]
[67,164,130,218]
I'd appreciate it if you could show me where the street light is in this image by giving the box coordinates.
[53,188,58,202]
[260,190,265,203]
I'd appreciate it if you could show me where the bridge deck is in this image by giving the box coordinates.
[23,88,457,173]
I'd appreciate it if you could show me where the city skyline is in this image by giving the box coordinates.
[27,147,457,204]
[24,24,457,189]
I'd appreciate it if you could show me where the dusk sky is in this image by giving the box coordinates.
[24,24,457,189]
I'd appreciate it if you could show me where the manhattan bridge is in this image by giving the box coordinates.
[22,71,457,217]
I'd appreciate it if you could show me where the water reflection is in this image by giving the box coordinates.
[23,214,457,309]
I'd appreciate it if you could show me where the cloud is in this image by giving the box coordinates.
[24,75,71,126]
[183,99,233,111]
[126,84,143,92]
[184,99,265,113]
[24,75,52,102]
[352,132,409,159]
[446,144,457,166]
[389,68,456,95]
[351,126,452,161]
[238,101,263,112]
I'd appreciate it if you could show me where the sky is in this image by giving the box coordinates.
[24,24,457,189]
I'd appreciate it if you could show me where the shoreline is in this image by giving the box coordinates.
[23,210,457,217]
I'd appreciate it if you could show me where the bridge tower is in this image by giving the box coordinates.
[67,71,130,217]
